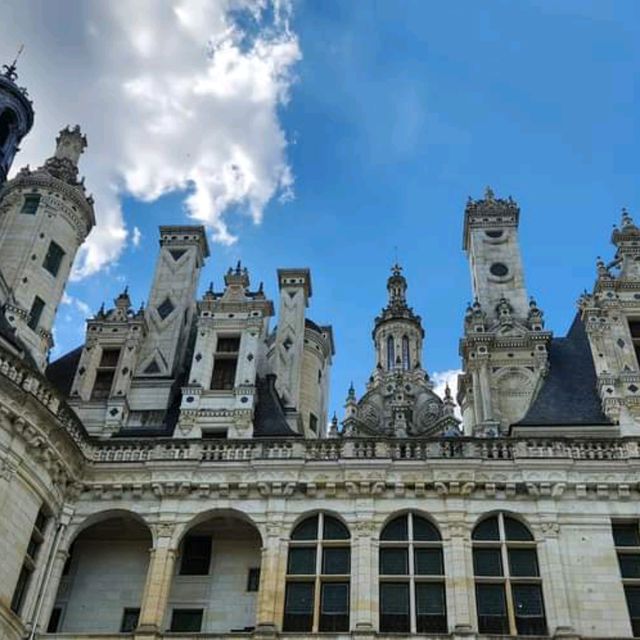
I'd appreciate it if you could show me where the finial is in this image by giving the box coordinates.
[235,259,242,275]
[124,285,129,295]
[258,281,264,293]
[484,185,495,200]
[2,44,23,81]
[207,281,214,294]
[347,382,356,401]
[622,207,634,228]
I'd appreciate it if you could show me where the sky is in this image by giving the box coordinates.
[1,0,639,419]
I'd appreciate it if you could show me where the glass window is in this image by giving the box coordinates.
[27,296,45,331]
[614,523,640,547]
[47,607,63,633]
[284,514,350,632]
[247,567,260,592]
[216,336,240,352]
[614,521,640,636]
[120,608,140,632]
[379,512,446,633]
[210,357,237,390]
[10,564,32,614]
[386,336,395,370]
[180,535,211,575]
[473,513,545,636]
[43,240,65,277]
[21,194,40,215]
[625,586,640,637]
[170,609,203,632]
[157,297,175,320]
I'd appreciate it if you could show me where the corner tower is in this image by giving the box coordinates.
[0,54,34,184]
[0,126,94,369]
[459,188,551,435]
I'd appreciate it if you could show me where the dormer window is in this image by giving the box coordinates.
[91,348,120,400]
[21,194,40,215]
[630,321,640,368]
[210,335,240,390]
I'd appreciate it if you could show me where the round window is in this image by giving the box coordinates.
[485,230,504,239]
[490,262,509,277]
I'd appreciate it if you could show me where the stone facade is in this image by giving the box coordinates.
[3,64,640,640]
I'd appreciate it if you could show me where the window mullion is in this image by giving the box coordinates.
[313,513,323,632]
[408,514,416,633]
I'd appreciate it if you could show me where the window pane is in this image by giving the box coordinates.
[283,582,314,632]
[180,535,211,575]
[473,517,499,541]
[100,348,120,367]
[323,516,350,540]
[504,517,534,541]
[414,548,443,575]
[416,582,445,615]
[473,548,503,576]
[21,194,40,215]
[47,607,63,633]
[323,547,350,574]
[625,585,640,636]
[292,516,318,540]
[614,523,640,547]
[476,583,509,635]
[247,567,260,592]
[216,336,240,352]
[211,357,237,390]
[513,584,547,636]
[508,548,539,577]
[319,582,349,632]
[619,554,640,579]
[321,582,349,613]
[380,548,408,575]
[91,370,115,400]
[43,240,65,277]
[10,564,31,613]
[288,547,316,574]
[413,516,440,541]
[170,609,203,632]
[380,582,410,633]
[381,515,408,541]
[416,583,447,633]
[120,608,140,632]
[28,296,45,331]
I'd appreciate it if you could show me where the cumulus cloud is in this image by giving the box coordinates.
[61,291,92,317]
[432,368,463,419]
[132,226,142,248]
[1,0,300,278]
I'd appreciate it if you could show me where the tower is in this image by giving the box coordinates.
[0,52,34,184]
[343,264,459,437]
[459,188,550,435]
[0,125,94,370]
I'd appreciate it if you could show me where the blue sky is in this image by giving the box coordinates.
[4,1,640,417]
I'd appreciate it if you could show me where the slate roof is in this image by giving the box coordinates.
[515,314,612,428]
[45,346,82,396]
[253,374,300,437]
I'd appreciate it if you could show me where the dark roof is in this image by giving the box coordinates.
[45,346,82,396]
[305,318,323,333]
[253,374,299,437]
[515,314,612,428]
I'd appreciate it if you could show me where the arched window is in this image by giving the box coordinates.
[284,514,350,632]
[0,109,17,149]
[387,336,395,370]
[472,514,546,636]
[402,335,410,370]
[379,513,446,633]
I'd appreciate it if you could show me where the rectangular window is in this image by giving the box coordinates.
[614,520,640,636]
[508,548,539,577]
[619,554,640,579]
[322,547,350,574]
[216,336,240,353]
[21,194,40,215]
[283,582,314,632]
[170,608,203,632]
[180,535,212,575]
[380,582,410,632]
[201,429,228,439]
[630,322,640,369]
[27,296,45,331]
[476,583,509,634]
[47,607,63,633]
[309,413,318,433]
[512,584,547,635]
[473,548,503,577]
[614,523,640,547]
[120,608,140,632]
[625,586,640,637]
[415,582,447,633]
[100,348,121,367]
[319,581,349,631]
[247,567,260,592]
[43,240,65,277]
[287,547,316,575]
[414,548,444,575]
[10,564,32,613]
[380,548,409,575]
[91,370,115,400]
[210,357,237,390]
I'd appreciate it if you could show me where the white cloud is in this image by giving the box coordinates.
[432,368,463,419]
[1,0,300,278]
[132,226,142,248]
[61,291,92,317]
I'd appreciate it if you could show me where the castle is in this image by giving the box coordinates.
[1,59,640,640]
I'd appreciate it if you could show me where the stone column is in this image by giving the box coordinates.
[36,547,69,633]
[471,369,483,425]
[136,527,177,634]
[445,518,474,634]
[478,361,493,422]
[255,523,285,636]
[352,520,376,632]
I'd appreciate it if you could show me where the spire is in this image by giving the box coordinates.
[41,125,88,186]
[2,44,23,82]
[386,262,408,309]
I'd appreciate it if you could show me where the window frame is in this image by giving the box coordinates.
[379,512,447,634]
[472,513,546,636]
[42,240,65,278]
[21,193,40,215]
[210,334,241,391]
[613,520,640,636]
[284,513,351,633]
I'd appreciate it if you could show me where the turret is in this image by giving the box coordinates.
[0,50,34,184]
[0,125,94,369]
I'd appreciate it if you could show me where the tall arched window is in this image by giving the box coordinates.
[402,335,410,370]
[387,336,395,370]
[379,513,446,633]
[472,514,546,636]
[284,513,350,632]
